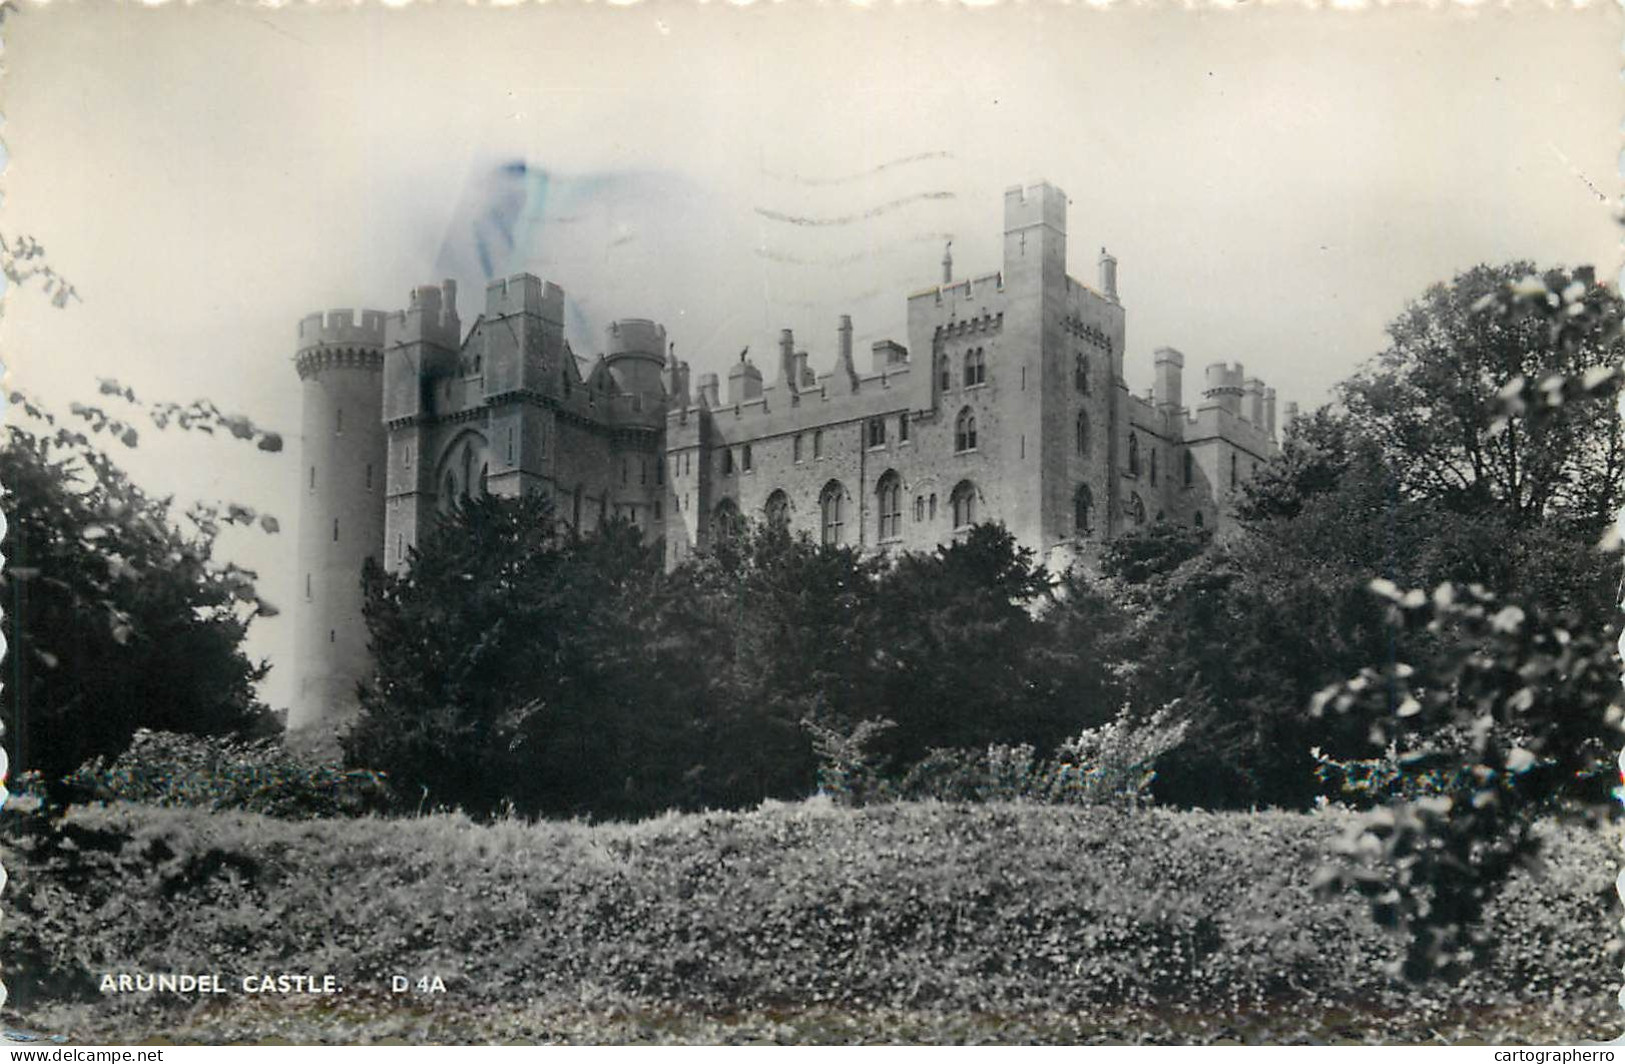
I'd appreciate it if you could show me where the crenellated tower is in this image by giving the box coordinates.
[292,307,389,736]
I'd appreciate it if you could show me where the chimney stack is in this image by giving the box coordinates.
[779,328,798,394]
[1098,247,1118,302]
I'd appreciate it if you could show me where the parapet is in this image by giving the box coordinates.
[1154,347,1185,369]
[871,340,908,375]
[606,318,667,362]
[1003,180,1067,236]
[297,308,388,350]
[484,273,563,322]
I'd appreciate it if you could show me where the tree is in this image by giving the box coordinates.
[1341,262,1623,535]
[1,414,278,785]
[1314,266,1623,980]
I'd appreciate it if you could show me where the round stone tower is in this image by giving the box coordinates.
[603,318,668,404]
[291,307,388,737]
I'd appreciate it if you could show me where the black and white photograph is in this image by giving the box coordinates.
[1,0,1622,1045]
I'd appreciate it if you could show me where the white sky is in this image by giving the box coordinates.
[4,2,1619,713]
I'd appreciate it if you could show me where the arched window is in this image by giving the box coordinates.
[877,472,903,541]
[793,435,803,463]
[1075,353,1090,394]
[764,490,790,529]
[1230,452,1238,489]
[963,348,986,387]
[1131,492,1147,526]
[722,449,734,475]
[1074,483,1094,536]
[1128,434,1141,476]
[820,481,845,545]
[1194,511,1205,528]
[938,353,951,392]
[950,480,978,530]
[743,444,753,472]
[1183,449,1194,486]
[814,430,824,459]
[914,495,926,522]
[1075,409,1091,457]
[1150,449,1159,486]
[713,498,744,542]
[954,407,977,453]
[929,493,938,520]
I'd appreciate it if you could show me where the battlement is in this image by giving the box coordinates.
[485,273,563,322]
[298,308,388,349]
[1003,181,1067,235]
[910,272,1006,306]
[1203,361,1247,396]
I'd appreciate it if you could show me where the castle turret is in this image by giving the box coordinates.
[604,318,667,406]
[727,351,763,405]
[292,307,389,738]
[833,315,859,394]
[1153,347,1184,412]
[1202,362,1246,415]
[1098,247,1119,303]
[1244,377,1266,426]
[697,372,721,408]
[778,328,799,395]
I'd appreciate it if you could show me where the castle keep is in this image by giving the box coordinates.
[290,181,1285,733]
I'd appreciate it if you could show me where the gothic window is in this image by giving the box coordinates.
[814,430,824,459]
[1183,449,1194,486]
[954,407,977,453]
[765,489,790,529]
[899,414,910,443]
[1075,353,1090,394]
[938,353,951,392]
[914,496,926,522]
[793,434,803,463]
[743,444,753,472]
[654,500,663,520]
[963,348,986,387]
[685,453,691,476]
[722,449,734,475]
[877,472,902,541]
[1194,511,1205,529]
[820,481,845,545]
[1230,452,1238,489]
[656,459,664,486]
[1131,492,1147,526]
[1128,434,1141,476]
[1150,450,1159,486]
[1075,410,1091,457]
[950,480,978,530]
[867,417,886,448]
[1074,483,1094,536]
[713,498,744,543]
[929,493,938,520]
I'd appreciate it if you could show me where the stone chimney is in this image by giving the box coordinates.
[697,372,720,408]
[1098,247,1118,303]
[778,328,798,394]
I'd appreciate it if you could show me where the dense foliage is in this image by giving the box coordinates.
[3,799,1612,1043]
[1,410,280,785]
[352,511,1128,819]
[61,729,389,819]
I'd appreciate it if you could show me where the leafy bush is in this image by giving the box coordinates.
[854,708,1189,807]
[65,729,389,819]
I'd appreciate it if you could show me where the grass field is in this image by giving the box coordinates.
[3,798,1619,1044]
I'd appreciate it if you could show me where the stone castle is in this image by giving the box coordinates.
[289,180,1290,734]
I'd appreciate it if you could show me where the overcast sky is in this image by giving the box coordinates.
[5,3,1619,713]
